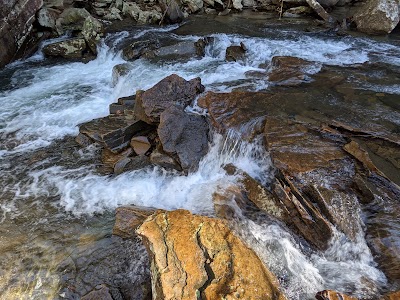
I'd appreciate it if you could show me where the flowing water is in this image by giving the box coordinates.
[0,14,399,299]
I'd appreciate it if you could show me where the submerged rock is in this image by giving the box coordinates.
[122,40,159,61]
[111,63,133,86]
[268,56,315,86]
[42,38,87,58]
[264,117,346,174]
[157,106,209,172]
[134,74,204,124]
[137,210,288,300]
[225,43,246,62]
[353,0,400,35]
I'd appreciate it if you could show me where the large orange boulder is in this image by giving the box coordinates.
[137,210,287,300]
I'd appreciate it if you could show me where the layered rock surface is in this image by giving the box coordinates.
[136,209,288,300]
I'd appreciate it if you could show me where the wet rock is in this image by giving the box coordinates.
[268,56,314,86]
[101,147,133,169]
[131,136,152,155]
[316,290,357,300]
[0,0,43,67]
[134,74,204,124]
[112,63,133,86]
[381,291,400,300]
[344,140,386,178]
[158,106,209,172]
[114,155,153,174]
[197,91,268,134]
[136,209,288,300]
[264,117,346,174]
[223,164,285,219]
[79,115,151,153]
[82,284,113,300]
[42,38,87,58]
[194,37,214,57]
[122,40,159,61]
[58,235,151,300]
[37,7,60,30]
[113,206,156,239]
[149,149,182,171]
[273,175,334,250]
[152,41,198,61]
[81,15,104,55]
[226,43,246,62]
[353,0,399,35]
[360,175,400,286]
[75,133,93,147]
[56,7,91,34]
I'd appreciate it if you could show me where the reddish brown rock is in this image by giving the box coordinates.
[134,74,204,124]
[137,210,288,300]
[131,136,152,155]
[316,290,358,300]
[101,147,133,169]
[268,56,314,86]
[381,291,400,300]
[79,115,151,153]
[113,206,156,238]
[264,117,347,174]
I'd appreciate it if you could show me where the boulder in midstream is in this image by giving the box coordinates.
[134,74,204,124]
[157,105,209,172]
[136,209,288,300]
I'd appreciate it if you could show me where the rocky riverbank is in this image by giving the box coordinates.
[1,0,400,67]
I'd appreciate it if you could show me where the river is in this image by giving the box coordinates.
[0,13,399,299]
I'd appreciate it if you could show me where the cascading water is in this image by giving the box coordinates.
[0,20,399,299]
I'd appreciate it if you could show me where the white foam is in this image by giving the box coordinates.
[0,43,125,156]
[25,134,270,215]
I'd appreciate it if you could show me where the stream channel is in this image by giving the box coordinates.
[0,13,399,300]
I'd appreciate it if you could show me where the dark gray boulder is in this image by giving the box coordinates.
[157,105,209,172]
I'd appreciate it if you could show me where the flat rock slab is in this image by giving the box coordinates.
[79,115,150,153]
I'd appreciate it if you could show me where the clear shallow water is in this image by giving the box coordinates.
[0,20,399,299]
